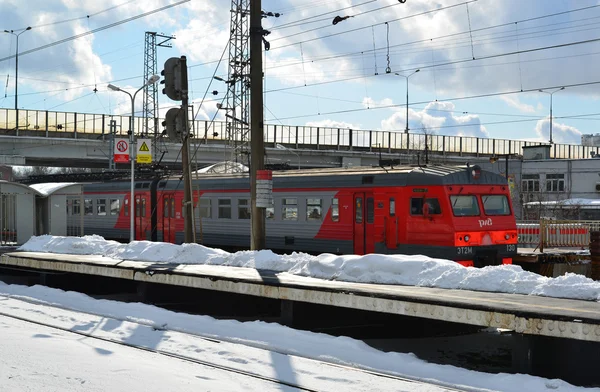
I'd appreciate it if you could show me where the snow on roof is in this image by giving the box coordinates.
[523,198,600,207]
[195,161,249,174]
[30,182,80,196]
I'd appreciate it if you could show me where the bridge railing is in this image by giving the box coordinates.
[517,220,600,251]
[1,107,599,159]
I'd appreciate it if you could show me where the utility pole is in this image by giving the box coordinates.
[180,56,194,243]
[250,0,265,250]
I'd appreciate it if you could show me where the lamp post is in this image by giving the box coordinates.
[538,87,564,144]
[275,143,300,169]
[107,75,160,242]
[395,69,420,133]
[4,26,32,131]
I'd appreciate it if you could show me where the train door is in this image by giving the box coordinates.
[353,192,375,254]
[135,195,147,241]
[162,193,176,243]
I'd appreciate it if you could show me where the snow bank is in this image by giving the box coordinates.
[18,235,600,301]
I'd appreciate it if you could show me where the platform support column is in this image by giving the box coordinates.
[512,333,532,374]
[280,300,295,327]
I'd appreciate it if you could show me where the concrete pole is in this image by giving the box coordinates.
[250,0,265,250]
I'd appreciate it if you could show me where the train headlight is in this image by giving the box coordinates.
[464,235,470,242]
[505,234,510,240]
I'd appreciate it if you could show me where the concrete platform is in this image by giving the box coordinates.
[2,251,600,343]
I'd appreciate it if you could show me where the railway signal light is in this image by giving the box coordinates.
[161,57,184,101]
[162,107,185,141]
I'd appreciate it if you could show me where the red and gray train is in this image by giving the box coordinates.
[66,164,518,267]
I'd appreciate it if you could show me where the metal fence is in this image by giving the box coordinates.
[1,107,598,159]
[517,220,600,250]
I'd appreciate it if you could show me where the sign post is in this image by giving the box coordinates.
[136,138,152,164]
[114,138,129,164]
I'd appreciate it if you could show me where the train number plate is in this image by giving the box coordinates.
[457,246,473,255]
[506,244,516,253]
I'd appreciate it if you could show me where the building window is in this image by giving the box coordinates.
[331,198,339,222]
[238,199,251,219]
[307,198,322,220]
[97,199,107,216]
[546,173,565,192]
[218,199,231,219]
[199,198,211,218]
[522,174,540,192]
[266,207,275,220]
[110,199,120,216]
[282,198,297,220]
[84,199,93,215]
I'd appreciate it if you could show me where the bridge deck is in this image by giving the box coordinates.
[2,251,600,342]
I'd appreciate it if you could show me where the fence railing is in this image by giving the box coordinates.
[517,220,600,251]
[1,107,598,159]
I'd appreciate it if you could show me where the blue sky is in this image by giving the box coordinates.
[1,0,600,145]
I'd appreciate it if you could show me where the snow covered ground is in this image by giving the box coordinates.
[19,235,600,302]
[0,280,596,392]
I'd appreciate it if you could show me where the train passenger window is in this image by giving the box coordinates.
[66,200,72,216]
[84,199,93,215]
[390,198,395,217]
[97,199,107,216]
[143,199,147,217]
[411,198,442,215]
[282,198,298,221]
[266,207,275,220]
[366,198,374,223]
[307,198,322,221]
[218,199,232,219]
[482,195,510,216]
[238,199,251,219]
[164,199,170,218]
[170,199,175,218]
[73,200,81,216]
[355,197,363,223]
[181,199,185,218]
[198,199,211,218]
[124,199,129,216]
[110,199,120,216]
[450,195,479,216]
[331,198,339,222]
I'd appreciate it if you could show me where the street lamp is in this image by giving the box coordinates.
[538,87,565,144]
[107,74,160,242]
[395,69,420,133]
[275,143,300,169]
[4,26,32,131]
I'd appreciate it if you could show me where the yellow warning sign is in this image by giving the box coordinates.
[136,138,152,164]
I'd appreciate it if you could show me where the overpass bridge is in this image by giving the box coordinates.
[0,107,596,169]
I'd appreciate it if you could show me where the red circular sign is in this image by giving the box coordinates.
[116,140,128,152]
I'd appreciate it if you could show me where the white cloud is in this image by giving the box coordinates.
[305,119,360,130]
[380,100,489,138]
[500,96,536,113]
[535,118,582,144]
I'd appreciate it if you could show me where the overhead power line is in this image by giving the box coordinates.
[0,0,190,63]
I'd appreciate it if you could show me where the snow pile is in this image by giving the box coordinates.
[18,234,600,301]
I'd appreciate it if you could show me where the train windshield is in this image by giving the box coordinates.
[450,195,480,216]
[482,195,511,215]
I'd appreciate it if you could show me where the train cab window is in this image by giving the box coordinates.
[238,199,251,219]
[331,198,339,222]
[84,199,93,215]
[110,199,120,216]
[124,199,129,216]
[450,195,480,216]
[482,195,511,216]
[73,200,81,216]
[307,198,322,221]
[266,207,275,220]
[282,198,298,221]
[355,197,363,223]
[218,199,232,219]
[411,198,441,215]
[97,199,107,216]
[199,198,211,218]
[390,198,395,217]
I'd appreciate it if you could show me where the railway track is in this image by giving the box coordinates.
[0,296,471,392]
